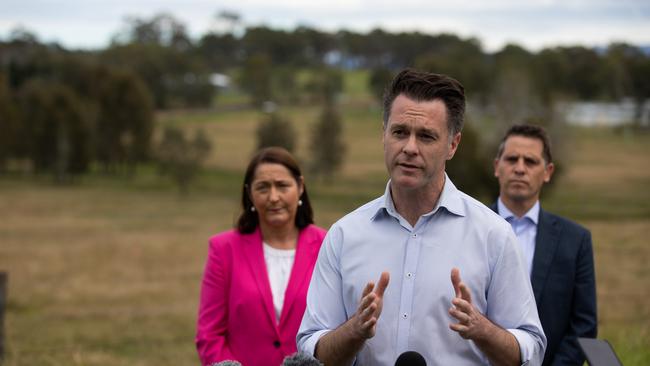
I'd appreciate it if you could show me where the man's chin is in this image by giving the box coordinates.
[391,176,423,190]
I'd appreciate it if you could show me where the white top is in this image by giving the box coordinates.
[263,242,296,322]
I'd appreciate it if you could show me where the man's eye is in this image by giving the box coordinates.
[393,130,407,137]
[525,158,538,166]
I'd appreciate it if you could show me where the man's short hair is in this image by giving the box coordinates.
[496,124,553,164]
[382,68,466,136]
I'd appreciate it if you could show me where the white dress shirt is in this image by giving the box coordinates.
[497,198,540,278]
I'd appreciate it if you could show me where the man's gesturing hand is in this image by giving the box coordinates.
[449,267,491,341]
[353,271,390,340]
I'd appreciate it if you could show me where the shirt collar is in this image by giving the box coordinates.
[372,173,466,221]
[497,198,540,224]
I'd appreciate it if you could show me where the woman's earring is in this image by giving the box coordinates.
[250,206,256,212]
[298,200,303,206]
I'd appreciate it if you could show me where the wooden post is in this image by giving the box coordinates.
[0,271,6,363]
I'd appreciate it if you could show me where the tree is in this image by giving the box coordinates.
[95,68,154,173]
[240,53,273,107]
[256,111,296,153]
[16,79,91,181]
[304,67,343,104]
[415,38,490,103]
[368,67,394,104]
[310,100,346,179]
[0,73,20,172]
[157,127,212,195]
[445,121,494,199]
[106,13,215,109]
[605,43,650,126]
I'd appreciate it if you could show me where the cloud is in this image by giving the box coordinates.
[1,0,648,51]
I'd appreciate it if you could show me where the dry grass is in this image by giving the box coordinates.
[0,122,648,365]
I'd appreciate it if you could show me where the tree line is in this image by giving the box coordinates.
[1,13,649,193]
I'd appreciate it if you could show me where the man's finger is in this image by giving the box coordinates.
[361,281,374,298]
[459,282,473,304]
[451,297,471,312]
[359,292,376,312]
[374,271,390,298]
[451,267,462,298]
[448,307,469,322]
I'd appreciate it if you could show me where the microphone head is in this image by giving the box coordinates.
[395,351,426,366]
[282,352,324,366]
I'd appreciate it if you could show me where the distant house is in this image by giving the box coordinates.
[210,73,231,89]
[563,98,650,127]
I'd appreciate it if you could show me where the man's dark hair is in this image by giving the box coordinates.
[382,68,466,136]
[237,146,314,233]
[496,124,553,164]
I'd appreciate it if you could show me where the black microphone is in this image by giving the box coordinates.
[282,352,324,366]
[395,351,427,366]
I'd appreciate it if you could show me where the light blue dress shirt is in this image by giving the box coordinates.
[298,176,546,366]
[497,198,540,278]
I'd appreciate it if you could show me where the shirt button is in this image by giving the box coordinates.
[273,340,281,348]
[412,233,417,238]
[406,272,413,278]
[402,313,408,319]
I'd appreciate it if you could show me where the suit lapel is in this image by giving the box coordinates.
[530,209,561,304]
[242,229,279,331]
[279,227,318,326]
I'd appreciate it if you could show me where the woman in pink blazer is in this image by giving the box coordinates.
[196,147,326,366]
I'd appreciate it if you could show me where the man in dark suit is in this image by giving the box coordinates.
[492,124,597,365]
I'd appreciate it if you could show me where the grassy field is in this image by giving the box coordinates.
[1,96,649,365]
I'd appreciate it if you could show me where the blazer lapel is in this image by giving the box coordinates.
[279,228,319,326]
[530,209,560,304]
[242,229,279,330]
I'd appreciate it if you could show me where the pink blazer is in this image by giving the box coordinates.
[196,224,326,366]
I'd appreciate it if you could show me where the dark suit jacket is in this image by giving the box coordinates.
[491,202,597,366]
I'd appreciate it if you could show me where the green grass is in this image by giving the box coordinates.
[1,102,649,365]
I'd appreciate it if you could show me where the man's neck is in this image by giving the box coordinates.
[391,177,445,227]
[500,196,537,218]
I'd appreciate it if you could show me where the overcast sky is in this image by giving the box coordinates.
[2,0,649,52]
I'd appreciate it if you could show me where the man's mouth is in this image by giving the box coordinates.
[398,162,420,170]
[510,180,528,186]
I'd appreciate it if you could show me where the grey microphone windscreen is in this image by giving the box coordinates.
[282,352,324,366]
[209,361,242,366]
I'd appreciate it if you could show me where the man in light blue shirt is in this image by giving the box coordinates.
[297,69,546,365]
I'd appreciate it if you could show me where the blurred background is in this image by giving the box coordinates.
[0,1,649,365]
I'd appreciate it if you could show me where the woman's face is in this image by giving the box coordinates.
[249,163,304,231]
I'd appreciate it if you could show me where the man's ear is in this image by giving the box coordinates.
[544,162,555,183]
[446,132,462,160]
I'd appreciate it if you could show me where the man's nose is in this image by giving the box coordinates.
[514,159,525,173]
[402,135,418,155]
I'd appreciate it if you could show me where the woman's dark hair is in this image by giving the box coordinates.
[237,146,314,233]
